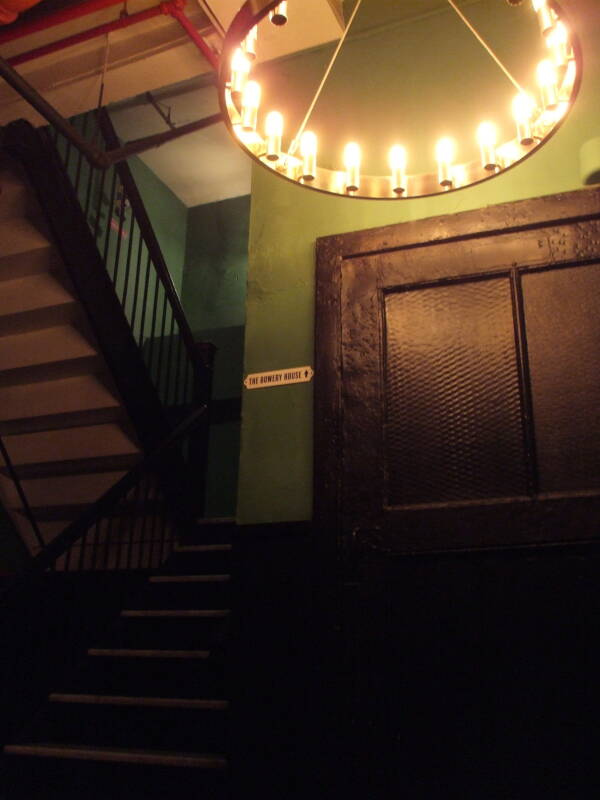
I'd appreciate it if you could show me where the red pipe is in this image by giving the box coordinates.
[8,5,163,66]
[5,0,218,71]
[0,0,126,44]
[163,0,218,69]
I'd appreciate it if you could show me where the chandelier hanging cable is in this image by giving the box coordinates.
[287,0,363,158]
[445,0,525,94]
[218,0,581,200]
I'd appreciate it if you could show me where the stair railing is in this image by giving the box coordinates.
[48,108,210,428]
[2,405,206,588]
[0,435,44,553]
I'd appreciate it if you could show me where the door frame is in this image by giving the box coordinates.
[314,186,600,557]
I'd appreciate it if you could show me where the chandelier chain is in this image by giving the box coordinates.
[446,0,525,94]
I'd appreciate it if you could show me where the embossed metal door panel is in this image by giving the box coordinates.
[315,188,600,554]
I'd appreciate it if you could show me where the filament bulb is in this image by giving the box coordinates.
[389,145,407,194]
[265,111,283,161]
[270,2,288,26]
[537,59,558,110]
[244,25,258,60]
[512,92,536,145]
[532,0,555,36]
[435,137,455,188]
[343,142,361,192]
[300,131,317,181]
[546,21,570,67]
[477,122,498,171]
[241,80,261,131]
[231,48,251,96]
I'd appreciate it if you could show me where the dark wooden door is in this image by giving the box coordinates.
[316,187,600,555]
[315,188,600,797]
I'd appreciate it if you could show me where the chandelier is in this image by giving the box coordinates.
[218,1,580,199]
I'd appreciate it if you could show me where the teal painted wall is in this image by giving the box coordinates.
[182,195,250,516]
[237,0,600,524]
[129,156,187,296]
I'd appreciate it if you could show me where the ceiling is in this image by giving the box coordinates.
[0,0,344,206]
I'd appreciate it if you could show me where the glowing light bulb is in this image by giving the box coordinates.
[537,59,559,110]
[231,48,251,96]
[389,145,407,195]
[546,21,570,67]
[241,80,261,131]
[435,137,455,188]
[270,1,288,26]
[300,131,317,181]
[244,25,258,60]
[265,111,283,161]
[343,142,361,192]
[532,0,555,36]
[512,92,536,145]
[477,122,498,171]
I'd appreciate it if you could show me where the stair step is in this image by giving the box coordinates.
[121,609,230,618]
[174,543,232,553]
[135,577,231,609]
[0,374,122,434]
[49,694,228,710]
[0,166,29,220]
[28,698,229,751]
[149,574,231,583]
[56,653,226,697]
[0,218,59,279]
[100,611,229,648]
[1,423,139,466]
[4,452,140,480]
[0,272,77,338]
[0,325,97,381]
[3,743,227,769]
[1,470,126,510]
[88,649,211,659]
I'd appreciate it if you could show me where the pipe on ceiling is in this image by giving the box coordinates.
[0,0,128,42]
[4,0,219,71]
[0,0,42,27]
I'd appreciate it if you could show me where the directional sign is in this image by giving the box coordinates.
[244,366,314,390]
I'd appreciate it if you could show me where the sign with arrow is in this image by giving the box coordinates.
[244,366,314,390]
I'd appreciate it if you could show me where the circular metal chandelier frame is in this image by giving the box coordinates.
[218,0,582,200]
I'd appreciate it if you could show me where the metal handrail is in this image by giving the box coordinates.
[96,109,200,369]
[1,405,206,598]
[0,436,44,550]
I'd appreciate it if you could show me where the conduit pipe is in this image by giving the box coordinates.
[1,0,219,71]
[8,4,165,66]
[0,0,126,42]
[0,54,224,168]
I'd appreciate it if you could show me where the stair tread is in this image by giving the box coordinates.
[0,218,51,257]
[174,544,232,553]
[48,694,228,710]
[3,743,227,768]
[121,609,230,618]
[2,471,126,509]
[149,575,231,583]
[0,325,96,372]
[0,375,120,423]
[88,648,211,659]
[0,272,74,318]
[2,424,140,466]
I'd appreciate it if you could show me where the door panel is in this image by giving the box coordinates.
[523,263,600,494]
[317,188,600,554]
[383,276,527,507]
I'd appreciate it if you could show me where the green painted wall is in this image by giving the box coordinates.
[237,0,600,524]
[182,195,250,516]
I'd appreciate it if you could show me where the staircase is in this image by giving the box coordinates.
[0,152,142,560]
[1,519,235,798]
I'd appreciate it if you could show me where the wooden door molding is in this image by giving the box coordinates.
[315,186,600,555]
